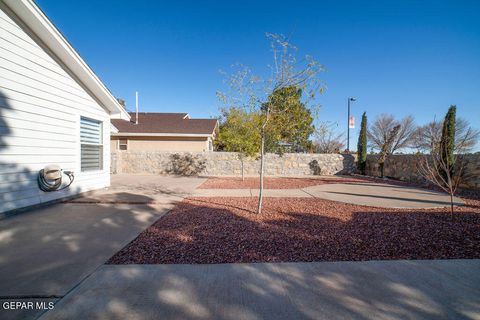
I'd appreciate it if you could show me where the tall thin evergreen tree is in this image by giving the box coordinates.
[357,112,367,174]
[440,105,456,178]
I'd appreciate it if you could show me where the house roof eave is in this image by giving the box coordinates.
[2,0,131,121]
[111,132,214,138]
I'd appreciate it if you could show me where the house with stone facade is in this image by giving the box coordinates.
[111,112,218,152]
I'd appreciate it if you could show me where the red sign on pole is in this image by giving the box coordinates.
[349,116,355,129]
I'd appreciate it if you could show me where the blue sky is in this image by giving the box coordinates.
[37,0,480,150]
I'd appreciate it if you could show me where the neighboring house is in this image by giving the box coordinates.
[0,0,130,214]
[111,112,218,152]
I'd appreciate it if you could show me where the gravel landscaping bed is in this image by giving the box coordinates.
[198,176,368,189]
[108,196,480,264]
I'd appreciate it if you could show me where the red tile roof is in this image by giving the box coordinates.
[112,113,218,135]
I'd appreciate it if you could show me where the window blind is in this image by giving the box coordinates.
[80,117,103,171]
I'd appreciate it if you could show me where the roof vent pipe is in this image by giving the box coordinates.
[135,91,139,125]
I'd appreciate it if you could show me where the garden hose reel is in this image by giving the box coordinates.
[37,165,74,192]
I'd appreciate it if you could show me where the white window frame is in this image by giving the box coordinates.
[80,116,103,172]
[119,138,128,151]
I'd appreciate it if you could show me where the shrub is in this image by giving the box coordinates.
[167,153,206,176]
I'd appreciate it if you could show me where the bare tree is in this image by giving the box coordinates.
[417,133,470,214]
[368,114,416,154]
[378,125,400,178]
[414,118,479,153]
[313,122,344,153]
[413,120,439,152]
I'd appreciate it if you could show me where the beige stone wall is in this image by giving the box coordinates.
[111,136,210,152]
[111,151,480,189]
[111,151,357,176]
[110,139,118,151]
[365,154,480,189]
[125,139,208,152]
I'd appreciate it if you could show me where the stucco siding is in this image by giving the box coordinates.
[111,136,210,152]
[0,5,111,213]
[110,139,118,152]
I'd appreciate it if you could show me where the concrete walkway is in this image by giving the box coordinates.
[39,259,480,320]
[193,181,464,209]
[71,174,207,204]
[0,175,472,319]
[0,175,205,320]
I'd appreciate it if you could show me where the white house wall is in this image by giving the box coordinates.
[0,6,111,213]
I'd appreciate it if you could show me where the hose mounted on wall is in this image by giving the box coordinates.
[38,165,74,192]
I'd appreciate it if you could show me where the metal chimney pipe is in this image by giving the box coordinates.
[135,91,139,125]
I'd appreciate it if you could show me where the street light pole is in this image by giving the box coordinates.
[347,97,356,152]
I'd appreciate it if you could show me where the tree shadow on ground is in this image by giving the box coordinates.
[50,196,480,319]
[0,192,164,297]
[352,175,480,205]
[109,197,480,264]
[324,190,461,206]
[0,91,84,217]
[45,258,480,320]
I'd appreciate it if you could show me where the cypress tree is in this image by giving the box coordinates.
[357,112,367,174]
[440,105,456,177]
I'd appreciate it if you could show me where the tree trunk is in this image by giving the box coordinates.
[257,109,269,215]
[450,193,454,214]
[379,162,385,178]
[241,157,245,181]
[257,133,265,214]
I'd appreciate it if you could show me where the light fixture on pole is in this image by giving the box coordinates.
[347,97,356,152]
[135,91,139,125]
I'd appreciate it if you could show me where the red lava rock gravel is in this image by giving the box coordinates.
[198,176,367,189]
[108,196,480,264]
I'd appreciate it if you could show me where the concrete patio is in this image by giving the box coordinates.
[193,179,464,209]
[39,259,480,320]
[0,174,474,320]
[0,175,205,320]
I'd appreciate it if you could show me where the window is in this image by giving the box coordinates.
[80,117,103,171]
[119,139,128,150]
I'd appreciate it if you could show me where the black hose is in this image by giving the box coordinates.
[38,170,74,192]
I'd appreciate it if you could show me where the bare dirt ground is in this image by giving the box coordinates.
[108,194,480,264]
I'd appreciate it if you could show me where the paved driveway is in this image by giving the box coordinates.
[0,175,205,320]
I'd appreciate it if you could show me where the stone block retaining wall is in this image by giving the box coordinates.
[366,154,480,189]
[111,151,480,189]
[111,151,356,176]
